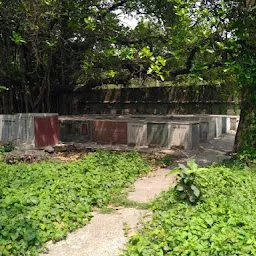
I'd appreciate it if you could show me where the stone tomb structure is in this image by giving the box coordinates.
[59,114,239,150]
[0,113,59,148]
[127,121,147,147]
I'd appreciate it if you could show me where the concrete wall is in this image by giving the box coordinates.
[0,115,17,142]
[0,113,59,148]
[92,120,127,145]
[147,122,169,147]
[59,114,239,149]
[60,120,91,143]
[168,122,200,150]
[52,85,239,115]
[127,122,147,147]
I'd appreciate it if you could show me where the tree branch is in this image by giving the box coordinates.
[169,61,224,80]
[100,0,128,19]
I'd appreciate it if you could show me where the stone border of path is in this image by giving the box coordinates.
[42,133,235,256]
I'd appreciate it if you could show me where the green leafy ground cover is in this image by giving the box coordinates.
[0,151,150,255]
[0,142,14,154]
[122,163,256,256]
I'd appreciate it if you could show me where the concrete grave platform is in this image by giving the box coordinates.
[0,115,17,142]
[209,115,223,137]
[92,120,127,145]
[147,122,169,147]
[0,113,59,149]
[127,121,147,147]
[169,121,200,150]
[58,114,239,150]
[60,119,91,143]
[16,113,59,148]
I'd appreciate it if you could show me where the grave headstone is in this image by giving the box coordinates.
[147,122,169,147]
[168,121,200,150]
[92,120,127,144]
[0,115,17,142]
[127,122,147,147]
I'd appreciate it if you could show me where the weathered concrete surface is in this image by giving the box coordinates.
[42,208,147,256]
[127,122,147,147]
[195,132,234,166]
[127,168,176,203]
[169,122,200,150]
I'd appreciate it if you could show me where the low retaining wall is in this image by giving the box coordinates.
[59,114,239,150]
[0,113,59,148]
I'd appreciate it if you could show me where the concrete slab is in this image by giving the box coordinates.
[127,122,147,147]
[34,116,59,148]
[16,114,35,145]
[167,115,219,142]
[215,116,223,137]
[60,120,91,143]
[15,113,59,148]
[42,208,147,256]
[128,168,176,203]
[147,122,169,147]
[92,120,127,145]
[199,116,215,141]
[169,122,200,150]
[0,115,17,142]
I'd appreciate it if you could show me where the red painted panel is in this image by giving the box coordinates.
[34,116,59,148]
[92,120,127,144]
[92,120,112,144]
[81,123,88,136]
[112,122,127,144]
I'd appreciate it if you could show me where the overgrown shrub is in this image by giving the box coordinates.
[0,142,14,154]
[236,147,256,166]
[172,159,200,204]
[155,155,173,167]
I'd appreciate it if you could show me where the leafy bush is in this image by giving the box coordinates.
[172,159,200,204]
[155,155,173,167]
[0,142,14,154]
[0,151,149,255]
[236,148,256,166]
[122,164,256,255]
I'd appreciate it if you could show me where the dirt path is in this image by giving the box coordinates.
[42,133,235,256]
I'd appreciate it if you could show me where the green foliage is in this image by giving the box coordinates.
[0,85,8,91]
[0,151,149,255]
[122,163,256,255]
[172,160,200,204]
[0,142,14,154]
[236,148,256,167]
[155,155,173,167]
[11,31,26,45]
[139,47,167,81]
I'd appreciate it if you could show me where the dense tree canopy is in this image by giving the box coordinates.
[0,0,255,152]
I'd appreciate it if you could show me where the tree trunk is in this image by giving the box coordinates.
[233,84,256,153]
